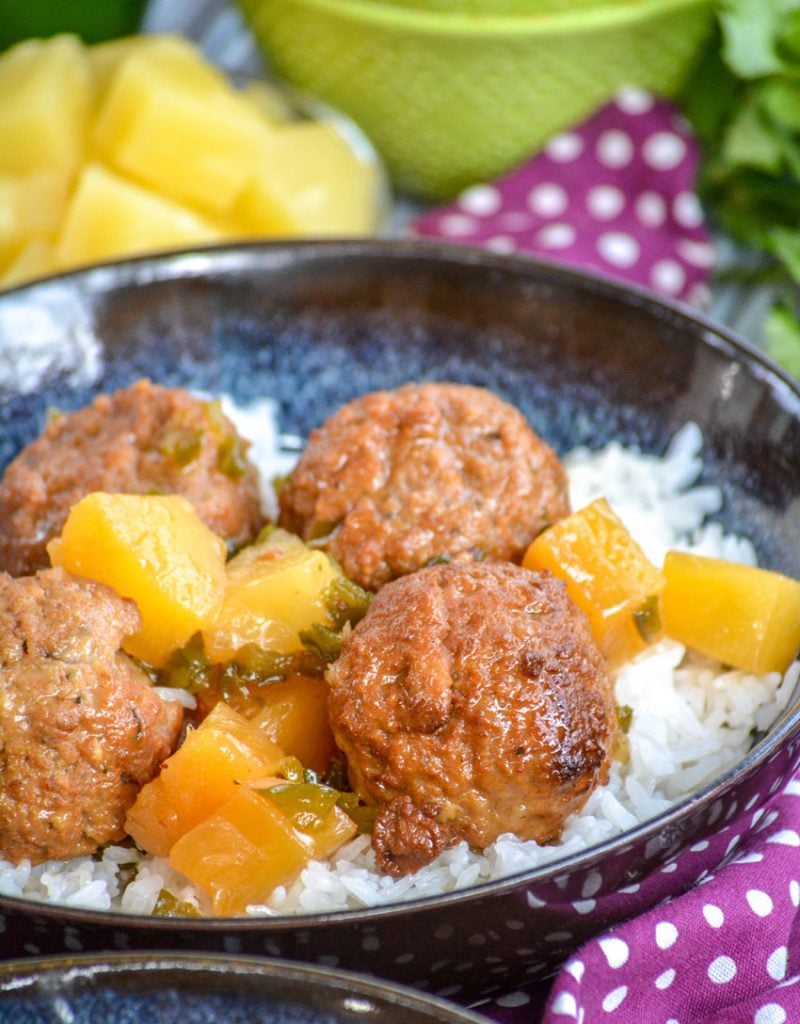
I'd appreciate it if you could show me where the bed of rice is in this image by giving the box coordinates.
[0,408,795,917]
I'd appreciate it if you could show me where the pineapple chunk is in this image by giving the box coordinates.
[234,120,381,236]
[0,171,71,251]
[93,37,269,216]
[251,674,338,775]
[54,162,222,269]
[662,551,800,674]
[169,788,313,916]
[203,527,340,663]
[126,701,287,857]
[0,237,55,289]
[48,492,227,667]
[0,35,91,176]
[523,498,665,666]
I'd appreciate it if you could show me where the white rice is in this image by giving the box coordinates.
[0,412,794,916]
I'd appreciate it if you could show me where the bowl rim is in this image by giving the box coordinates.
[237,0,712,39]
[0,951,492,1022]
[1,236,799,930]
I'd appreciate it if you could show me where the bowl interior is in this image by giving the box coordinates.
[0,953,490,1023]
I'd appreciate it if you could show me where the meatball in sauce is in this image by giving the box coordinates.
[328,561,617,877]
[279,382,570,591]
[0,379,263,577]
[0,568,183,864]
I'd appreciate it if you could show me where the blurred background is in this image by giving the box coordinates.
[0,0,796,363]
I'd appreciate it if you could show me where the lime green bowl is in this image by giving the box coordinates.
[238,0,714,199]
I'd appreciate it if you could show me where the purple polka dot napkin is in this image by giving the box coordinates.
[462,770,800,1024]
[410,89,714,307]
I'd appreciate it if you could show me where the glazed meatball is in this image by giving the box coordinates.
[327,561,616,877]
[0,379,263,577]
[0,568,183,864]
[279,382,569,591]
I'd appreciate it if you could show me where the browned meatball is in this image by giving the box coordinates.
[0,379,264,577]
[327,561,616,877]
[0,568,183,864]
[279,382,569,591]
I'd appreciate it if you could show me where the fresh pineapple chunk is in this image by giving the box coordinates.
[54,162,222,269]
[662,550,800,674]
[0,171,71,250]
[251,674,338,775]
[202,527,341,663]
[0,35,90,177]
[235,120,381,236]
[48,492,227,667]
[93,36,269,216]
[0,237,55,288]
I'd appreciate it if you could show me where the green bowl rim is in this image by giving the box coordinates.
[240,0,713,38]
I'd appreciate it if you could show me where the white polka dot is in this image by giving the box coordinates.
[619,883,640,894]
[615,86,655,115]
[551,991,578,1017]
[655,968,676,990]
[755,1004,787,1024]
[546,131,584,162]
[438,213,478,236]
[768,830,800,846]
[785,778,800,796]
[747,889,774,917]
[486,235,517,254]
[496,991,530,1008]
[602,986,628,1012]
[790,880,800,906]
[691,839,710,853]
[746,793,763,810]
[708,955,737,984]
[566,960,585,982]
[662,861,679,873]
[527,892,546,908]
[635,191,667,228]
[650,259,685,295]
[677,239,715,269]
[642,131,687,171]
[597,231,640,268]
[586,185,626,221]
[655,922,678,949]
[730,852,764,866]
[527,182,569,218]
[725,835,741,857]
[599,937,629,968]
[703,904,724,928]
[582,871,603,898]
[535,223,576,249]
[459,184,502,217]
[768,946,788,981]
[362,935,380,951]
[673,191,704,228]
[573,899,596,915]
[596,130,635,169]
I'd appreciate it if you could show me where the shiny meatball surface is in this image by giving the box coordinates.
[327,561,616,877]
[279,382,570,591]
[0,568,183,864]
[0,379,263,577]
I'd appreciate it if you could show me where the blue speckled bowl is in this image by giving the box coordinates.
[1,240,799,1000]
[0,953,490,1023]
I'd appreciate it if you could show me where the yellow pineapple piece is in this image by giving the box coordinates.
[0,35,91,177]
[93,36,269,216]
[53,162,222,270]
[662,551,800,674]
[0,171,71,251]
[0,237,55,289]
[48,492,227,667]
[235,120,382,236]
[202,527,341,663]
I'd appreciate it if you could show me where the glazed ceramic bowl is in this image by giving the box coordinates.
[1,240,799,1002]
[236,0,714,198]
[0,953,490,1023]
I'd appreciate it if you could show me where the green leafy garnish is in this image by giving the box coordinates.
[682,1,800,370]
[153,889,201,917]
